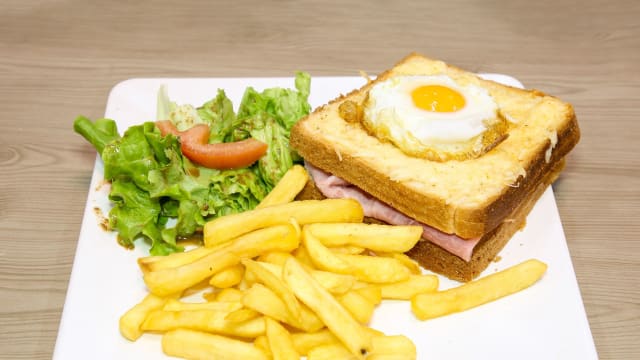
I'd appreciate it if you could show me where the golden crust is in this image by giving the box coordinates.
[290,52,580,239]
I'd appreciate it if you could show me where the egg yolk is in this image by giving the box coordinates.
[411,85,466,112]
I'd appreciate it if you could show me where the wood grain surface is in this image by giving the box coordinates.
[1,0,638,359]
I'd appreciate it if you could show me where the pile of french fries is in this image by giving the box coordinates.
[120,165,548,360]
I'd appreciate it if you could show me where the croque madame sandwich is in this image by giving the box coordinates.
[290,53,579,282]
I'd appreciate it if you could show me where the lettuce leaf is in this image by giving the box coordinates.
[237,71,311,131]
[73,116,120,156]
[100,122,184,254]
[157,84,205,132]
[197,89,238,143]
[236,72,311,188]
[108,178,180,255]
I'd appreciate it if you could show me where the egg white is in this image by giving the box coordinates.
[363,75,499,148]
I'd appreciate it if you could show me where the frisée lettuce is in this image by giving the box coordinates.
[74,73,311,255]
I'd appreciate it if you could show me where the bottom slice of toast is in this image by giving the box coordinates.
[406,158,565,282]
[296,158,565,282]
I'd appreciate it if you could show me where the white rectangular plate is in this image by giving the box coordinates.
[54,75,597,359]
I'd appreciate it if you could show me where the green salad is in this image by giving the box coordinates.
[74,73,311,255]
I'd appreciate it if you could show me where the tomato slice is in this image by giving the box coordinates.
[155,120,181,137]
[155,120,268,170]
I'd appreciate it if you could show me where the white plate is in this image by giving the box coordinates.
[54,75,597,360]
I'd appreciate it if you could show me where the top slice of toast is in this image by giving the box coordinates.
[290,53,580,238]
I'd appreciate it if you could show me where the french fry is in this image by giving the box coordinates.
[306,223,422,253]
[242,283,324,332]
[144,222,295,271]
[377,252,422,275]
[214,287,244,302]
[236,276,253,291]
[138,246,216,273]
[180,278,212,298]
[337,290,376,324]
[283,257,372,357]
[307,343,359,360]
[368,335,417,360]
[162,328,268,360]
[136,255,163,274]
[162,299,242,312]
[363,354,411,360]
[256,164,309,209]
[257,251,293,265]
[336,253,411,284]
[379,274,439,300]
[329,245,366,255]
[202,291,217,302]
[204,199,364,247]
[412,259,548,320]
[242,259,303,322]
[265,317,301,360]
[291,329,340,356]
[371,335,416,353]
[309,269,357,295]
[293,243,316,268]
[141,309,265,338]
[353,286,382,306]
[209,264,245,288]
[225,223,301,259]
[302,226,353,274]
[363,326,386,338]
[289,216,302,240]
[297,303,328,333]
[304,227,411,283]
[119,293,173,341]
[257,261,356,295]
[143,251,240,296]
[225,308,260,323]
[254,335,272,358]
[242,284,294,325]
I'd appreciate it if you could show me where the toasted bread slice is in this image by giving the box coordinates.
[290,53,579,239]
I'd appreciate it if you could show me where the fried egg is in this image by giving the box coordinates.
[362,75,508,161]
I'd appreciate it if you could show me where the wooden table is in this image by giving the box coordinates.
[1,0,638,358]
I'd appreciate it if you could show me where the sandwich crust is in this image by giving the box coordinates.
[290,53,580,239]
[406,158,565,282]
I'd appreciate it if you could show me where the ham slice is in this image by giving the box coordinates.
[305,163,481,262]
